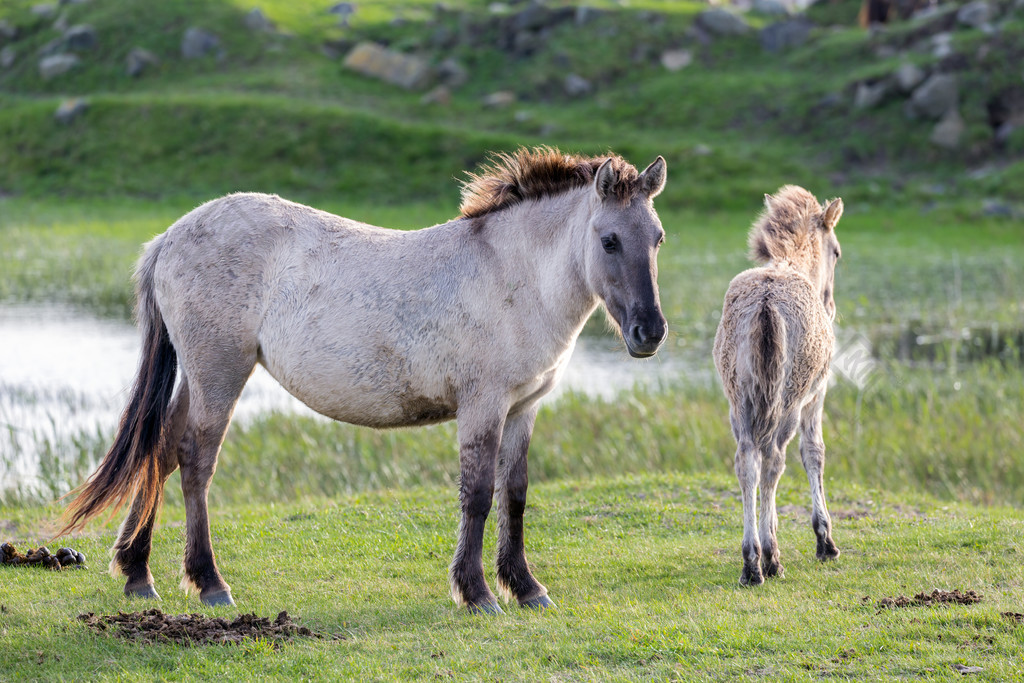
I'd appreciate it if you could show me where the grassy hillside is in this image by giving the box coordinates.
[1,0,1023,208]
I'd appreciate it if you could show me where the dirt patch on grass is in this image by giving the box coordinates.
[1001,612,1024,624]
[875,589,983,610]
[77,609,334,647]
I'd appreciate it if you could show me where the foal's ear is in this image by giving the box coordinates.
[594,158,618,200]
[823,198,844,231]
[639,156,667,199]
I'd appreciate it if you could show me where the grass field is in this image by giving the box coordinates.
[2,473,1023,680]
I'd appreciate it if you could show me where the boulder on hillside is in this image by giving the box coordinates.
[63,24,97,51]
[31,4,58,19]
[894,62,926,93]
[436,57,468,88]
[244,8,275,33]
[930,108,964,148]
[1,46,16,69]
[660,49,693,71]
[38,53,79,79]
[760,18,811,52]
[908,73,958,119]
[752,0,791,16]
[343,42,432,90]
[54,97,88,124]
[0,20,18,42]
[481,90,516,108]
[956,0,992,27]
[181,27,222,60]
[696,8,751,36]
[564,73,592,98]
[854,80,891,109]
[126,46,159,77]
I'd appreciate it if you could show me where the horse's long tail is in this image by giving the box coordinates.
[59,236,176,540]
[748,302,787,455]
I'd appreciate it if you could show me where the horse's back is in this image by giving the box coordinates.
[715,266,832,407]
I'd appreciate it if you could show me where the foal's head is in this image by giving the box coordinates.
[585,155,669,357]
[748,185,844,318]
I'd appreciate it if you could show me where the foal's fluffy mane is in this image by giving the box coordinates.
[748,185,831,265]
[459,147,641,219]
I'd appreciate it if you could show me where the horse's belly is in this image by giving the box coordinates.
[258,350,457,429]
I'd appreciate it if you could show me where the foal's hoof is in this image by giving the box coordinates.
[520,595,555,610]
[816,540,841,561]
[125,584,161,600]
[739,567,764,587]
[762,561,785,579]
[200,589,235,607]
[466,600,503,615]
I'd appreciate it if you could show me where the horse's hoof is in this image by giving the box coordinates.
[739,568,764,587]
[467,601,503,615]
[816,541,841,562]
[520,595,555,610]
[763,562,785,579]
[125,584,161,600]
[200,589,235,607]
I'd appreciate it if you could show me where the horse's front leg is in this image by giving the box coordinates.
[799,391,840,561]
[495,406,552,609]
[450,408,505,614]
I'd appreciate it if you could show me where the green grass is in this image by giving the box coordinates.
[1,473,1023,680]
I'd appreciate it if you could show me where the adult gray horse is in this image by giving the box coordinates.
[61,147,669,613]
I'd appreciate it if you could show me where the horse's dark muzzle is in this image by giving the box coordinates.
[626,317,667,358]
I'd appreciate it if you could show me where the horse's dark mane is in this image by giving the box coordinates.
[459,147,641,219]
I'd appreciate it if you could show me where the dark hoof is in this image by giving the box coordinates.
[466,601,503,615]
[520,594,555,610]
[200,589,235,607]
[739,567,764,587]
[816,539,841,561]
[125,584,161,600]
[763,561,785,579]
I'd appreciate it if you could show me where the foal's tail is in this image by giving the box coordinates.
[59,235,176,540]
[747,302,786,455]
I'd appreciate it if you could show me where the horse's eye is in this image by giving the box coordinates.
[834,247,841,259]
[601,234,619,254]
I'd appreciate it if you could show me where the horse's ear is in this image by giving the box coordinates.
[823,198,844,231]
[594,158,618,200]
[639,156,667,199]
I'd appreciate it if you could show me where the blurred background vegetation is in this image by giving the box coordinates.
[0,0,1021,507]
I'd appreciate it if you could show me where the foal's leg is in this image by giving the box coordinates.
[799,392,840,561]
[115,377,190,599]
[757,411,798,580]
[450,406,505,614]
[732,405,764,587]
[494,406,552,609]
[177,353,255,606]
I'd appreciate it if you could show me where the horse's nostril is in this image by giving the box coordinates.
[630,324,645,344]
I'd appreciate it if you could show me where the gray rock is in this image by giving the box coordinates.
[696,8,751,36]
[436,57,467,87]
[930,32,954,59]
[752,0,790,16]
[854,80,890,110]
[64,24,97,50]
[182,27,222,59]
[575,5,603,24]
[244,8,275,33]
[38,37,66,57]
[0,20,17,42]
[328,2,356,26]
[0,46,16,69]
[342,42,432,89]
[759,18,811,52]
[894,62,926,93]
[909,73,958,119]
[995,121,1017,145]
[982,199,1012,216]
[660,49,693,71]
[564,73,592,97]
[31,4,58,18]
[481,90,516,108]
[38,53,79,79]
[126,46,159,77]
[929,107,964,148]
[956,0,991,27]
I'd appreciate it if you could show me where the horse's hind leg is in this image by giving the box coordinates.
[495,407,552,610]
[799,392,840,561]
[176,349,256,606]
[732,407,763,587]
[114,377,190,599]
[758,411,798,580]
